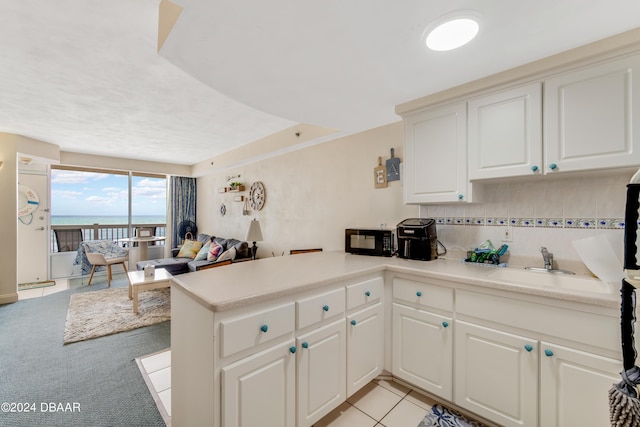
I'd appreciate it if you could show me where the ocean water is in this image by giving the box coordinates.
[51,215,166,225]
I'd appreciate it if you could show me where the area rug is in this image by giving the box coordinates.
[63,287,170,344]
[418,404,486,427]
[18,280,56,291]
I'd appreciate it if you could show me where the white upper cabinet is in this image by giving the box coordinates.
[544,53,640,173]
[468,83,543,179]
[403,102,472,203]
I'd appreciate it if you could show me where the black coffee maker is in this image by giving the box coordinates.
[397,218,438,261]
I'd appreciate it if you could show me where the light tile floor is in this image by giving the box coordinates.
[137,349,172,426]
[137,349,488,427]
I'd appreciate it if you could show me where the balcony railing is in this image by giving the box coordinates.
[50,223,167,253]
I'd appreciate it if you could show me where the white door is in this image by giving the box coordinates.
[544,53,640,173]
[468,82,543,179]
[454,320,538,427]
[403,102,470,203]
[222,340,296,427]
[17,171,49,284]
[296,319,346,427]
[392,303,453,400]
[539,341,622,427]
[346,302,384,397]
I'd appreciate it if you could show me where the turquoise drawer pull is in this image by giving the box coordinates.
[524,344,533,352]
[289,346,297,354]
[549,163,558,170]
[365,291,371,297]
[260,324,268,333]
[458,194,464,200]
[351,320,357,326]
[416,291,422,297]
[323,305,329,312]
[545,349,554,357]
[531,165,539,172]
[302,342,309,349]
[442,321,449,328]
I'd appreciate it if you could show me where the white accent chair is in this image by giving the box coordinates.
[82,241,129,287]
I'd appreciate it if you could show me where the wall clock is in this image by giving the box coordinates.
[249,181,266,211]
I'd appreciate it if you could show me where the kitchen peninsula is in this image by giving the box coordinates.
[171,251,622,427]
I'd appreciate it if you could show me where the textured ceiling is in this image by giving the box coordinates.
[2,1,640,166]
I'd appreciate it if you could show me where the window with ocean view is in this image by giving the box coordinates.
[50,166,167,252]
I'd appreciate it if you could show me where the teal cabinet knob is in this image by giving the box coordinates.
[290,346,297,354]
[260,324,268,333]
[416,291,422,297]
[323,305,329,312]
[365,291,371,297]
[351,320,357,326]
[458,194,464,200]
[544,349,554,357]
[524,344,533,352]
[549,163,557,170]
[531,165,539,172]
[302,342,309,349]
[442,321,449,328]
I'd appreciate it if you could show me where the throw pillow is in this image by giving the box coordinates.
[177,240,203,259]
[217,246,237,262]
[207,241,224,261]
[193,242,211,261]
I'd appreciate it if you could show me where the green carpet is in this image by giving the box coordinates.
[0,276,170,426]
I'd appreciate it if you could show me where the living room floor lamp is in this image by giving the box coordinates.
[245,219,263,260]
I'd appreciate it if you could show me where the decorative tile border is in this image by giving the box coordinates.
[433,216,625,229]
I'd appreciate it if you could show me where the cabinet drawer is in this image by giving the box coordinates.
[220,303,295,358]
[393,278,453,312]
[457,290,619,352]
[346,276,383,310]
[297,288,345,330]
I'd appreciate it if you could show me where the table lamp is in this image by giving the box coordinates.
[245,219,263,260]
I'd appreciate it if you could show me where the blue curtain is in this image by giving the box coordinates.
[170,176,197,248]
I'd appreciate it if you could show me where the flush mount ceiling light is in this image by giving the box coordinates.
[425,16,480,51]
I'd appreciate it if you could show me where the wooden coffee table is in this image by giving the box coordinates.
[127,268,172,314]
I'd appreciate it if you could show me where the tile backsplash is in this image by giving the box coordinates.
[420,172,634,274]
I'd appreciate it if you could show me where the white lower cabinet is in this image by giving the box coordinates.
[454,320,538,427]
[392,303,453,400]
[346,302,384,397]
[222,340,297,427]
[296,319,346,427]
[539,341,621,427]
[454,320,623,427]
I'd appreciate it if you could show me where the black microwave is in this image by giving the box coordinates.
[345,228,394,257]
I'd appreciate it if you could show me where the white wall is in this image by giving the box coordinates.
[197,122,418,257]
[197,123,631,277]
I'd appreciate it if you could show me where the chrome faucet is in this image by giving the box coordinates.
[540,247,553,270]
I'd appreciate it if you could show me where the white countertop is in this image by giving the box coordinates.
[171,251,621,312]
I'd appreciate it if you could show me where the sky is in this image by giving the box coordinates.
[50,169,166,217]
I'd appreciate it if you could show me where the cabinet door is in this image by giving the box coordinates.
[545,53,640,173]
[540,341,622,427]
[468,83,542,179]
[454,320,537,427]
[392,303,452,399]
[297,319,346,427]
[346,302,384,397]
[222,340,296,427]
[403,102,470,203]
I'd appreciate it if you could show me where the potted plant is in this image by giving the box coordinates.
[229,182,245,191]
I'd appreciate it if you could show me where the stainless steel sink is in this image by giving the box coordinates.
[524,266,575,275]
[487,268,612,294]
